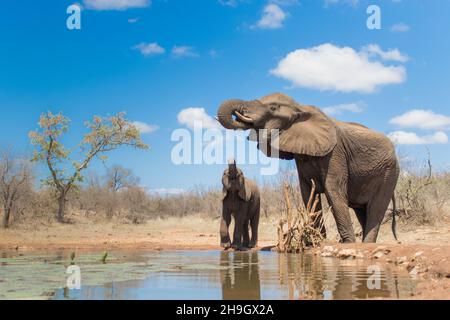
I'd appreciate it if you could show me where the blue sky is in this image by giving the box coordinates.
[0,0,449,193]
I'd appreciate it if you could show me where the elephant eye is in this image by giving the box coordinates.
[270,104,279,112]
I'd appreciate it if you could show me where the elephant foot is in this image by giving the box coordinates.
[221,241,232,249]
[340,238,356,243]
[231,244,246,251]
[248,242,257,248]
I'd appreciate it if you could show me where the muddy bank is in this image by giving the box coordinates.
[313,243,450,300]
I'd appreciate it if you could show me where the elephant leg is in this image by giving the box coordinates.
[232,203,245,250]
[325,191,355,243]
[364,180,396,243]
[300,179,326,238]
[220,203,232,248]
[232,217,243,250]
[249,211,260,248]
[242,220,250,248]
[353,207,367,238]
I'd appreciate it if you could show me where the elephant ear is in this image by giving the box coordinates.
[272,105,337,157]
[221,170,229,200]
[238,179,252,202]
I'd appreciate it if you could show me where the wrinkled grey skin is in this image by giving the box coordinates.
[220,161,261,250]
[217,93,399,243]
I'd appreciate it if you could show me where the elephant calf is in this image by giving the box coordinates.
[220,160,260,250]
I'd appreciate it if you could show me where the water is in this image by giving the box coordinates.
[0,250,416,300]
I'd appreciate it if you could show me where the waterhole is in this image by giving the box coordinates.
[0,250,416,300]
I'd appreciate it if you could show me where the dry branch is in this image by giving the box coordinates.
[277,180,325,253]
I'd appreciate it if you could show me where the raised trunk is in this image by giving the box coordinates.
[217,99,254,130]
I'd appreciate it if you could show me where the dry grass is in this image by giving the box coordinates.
[395,154,450,226]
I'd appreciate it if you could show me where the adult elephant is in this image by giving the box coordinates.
[221,160,260,250]
[217,93,399,243]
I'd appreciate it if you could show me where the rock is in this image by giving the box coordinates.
[371,246,391,255]
[397,256,408,265]
[337,249,357,259]
[409,266,418,278]
[373,251,385,259]
[321,251,334,257]
[323,246,336,253]
[414,251,424,258]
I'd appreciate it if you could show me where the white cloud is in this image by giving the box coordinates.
[391,23,410,32]
[389,109,450,130]
[270,43,406,93]
[388,131,448,145]
[323,101,365,115]
[218,0,240,7]
[149,188,186,195]
[324,0,359,7]
[128,17,139,23]
[362,44,409,62]
[132,121,159,134]
[171,46,199,58]
[254,4,287,29]
[177,108,220,130]
[83,0,150,10]
[209,49,219,59]
[132,42,165,56]
[270,0,299,6]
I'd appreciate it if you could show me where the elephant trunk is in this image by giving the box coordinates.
[217,99,254,130]
[228,159,237,179]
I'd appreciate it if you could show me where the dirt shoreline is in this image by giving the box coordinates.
[1,215,449,299]
[312,242,450,300]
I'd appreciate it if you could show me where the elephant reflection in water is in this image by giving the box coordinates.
[220,251,260,300]
[278,254,399,299]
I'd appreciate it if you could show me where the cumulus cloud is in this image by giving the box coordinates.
[388,131,448,145]
[177,108,220,130]
[362,44,409,62]
[83,0,150,10]
[132,121,159,134]
[391,23,410,32]
[389,109,450,130]
[323,101,365,115]
[171,46,199,58]
[270,43,407,93]
[254,4,287,29]
[132,42,165,56]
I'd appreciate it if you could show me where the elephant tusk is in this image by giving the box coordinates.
[235,111,254,124]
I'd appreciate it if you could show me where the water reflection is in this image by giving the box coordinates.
[0,250,416,300]
[220,251,260,300]
[277,253,409,299]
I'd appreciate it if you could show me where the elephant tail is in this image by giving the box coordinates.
[391,196,398,241]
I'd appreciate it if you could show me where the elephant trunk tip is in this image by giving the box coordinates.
[217,99,252,130]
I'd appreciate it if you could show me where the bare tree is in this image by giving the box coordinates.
[106,165,140,192]
[0,150,33,228]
